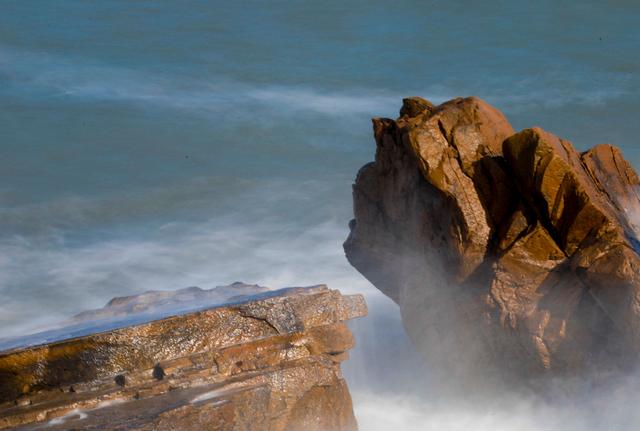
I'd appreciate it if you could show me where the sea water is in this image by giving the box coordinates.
[2,1,640,429]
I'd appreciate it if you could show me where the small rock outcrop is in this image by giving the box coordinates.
[0,284,367,430]
[345,96,640,383]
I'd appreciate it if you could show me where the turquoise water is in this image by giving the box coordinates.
[2,2,640,428]
[2,1,639,335]
[2,0,640,338]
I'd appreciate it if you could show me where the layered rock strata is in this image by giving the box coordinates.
[0,285,366,430]
[345,96,640,382]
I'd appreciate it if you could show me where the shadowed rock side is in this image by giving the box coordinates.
[0,285,366,430]
[345,96,640,385]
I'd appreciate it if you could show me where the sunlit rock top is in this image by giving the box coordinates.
[0,283,279,352]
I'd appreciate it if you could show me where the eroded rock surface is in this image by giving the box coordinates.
[0,284,366,430]
[345,96,640,383]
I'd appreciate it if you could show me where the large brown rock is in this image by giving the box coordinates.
[0,284,366,430]
[345,96,640,384]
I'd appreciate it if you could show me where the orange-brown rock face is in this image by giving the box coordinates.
[0,285,366,430]
[345,96,640,383]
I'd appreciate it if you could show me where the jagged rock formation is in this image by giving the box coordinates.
[0,284,366,430]
[345,96,640,383]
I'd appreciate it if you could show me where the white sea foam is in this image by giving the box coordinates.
[46,409,88,426]
[0,212,377,338]
[42,399,125,428]
[190,382,252,404]
[351,375,640,431]
[1,46,631,126]
[0,48,409,118]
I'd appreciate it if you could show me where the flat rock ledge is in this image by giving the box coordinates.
[0,285,367,431]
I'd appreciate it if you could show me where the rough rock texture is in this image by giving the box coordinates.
[345,96,640,383]
[0,285,366,430]
[0,283,273,353]
[73,282,272,321]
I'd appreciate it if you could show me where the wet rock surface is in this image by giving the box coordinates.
[0,284,366,430]
[0,283,273,352]
[345,96,640,384]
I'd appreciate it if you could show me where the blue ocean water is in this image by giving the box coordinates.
[2,2,640,428]
[2,0,639,336]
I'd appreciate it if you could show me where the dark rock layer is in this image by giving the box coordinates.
[0,285,366,430]
[345,96,640,383]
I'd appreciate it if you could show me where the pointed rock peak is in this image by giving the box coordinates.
[399,96,434,118]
